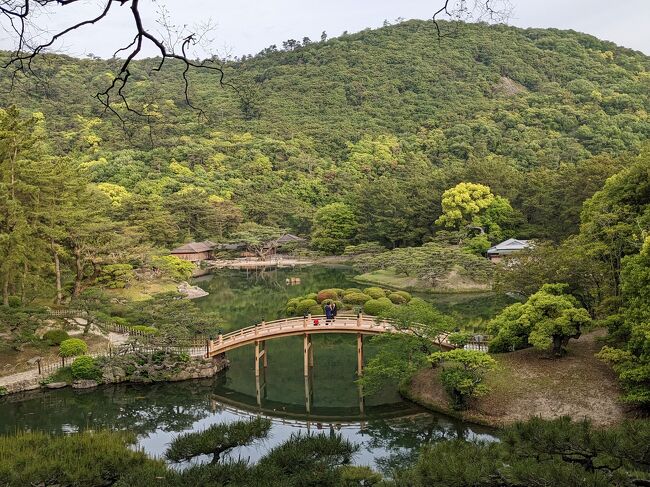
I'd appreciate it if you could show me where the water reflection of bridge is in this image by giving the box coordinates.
[207,391,426,432]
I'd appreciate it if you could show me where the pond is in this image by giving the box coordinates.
[0,265,506,472]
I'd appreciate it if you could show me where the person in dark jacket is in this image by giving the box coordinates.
[324,303,333,322]
[331,302,337,320]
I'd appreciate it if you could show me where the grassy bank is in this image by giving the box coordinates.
[403,329,629,427]
[354,268,491,294]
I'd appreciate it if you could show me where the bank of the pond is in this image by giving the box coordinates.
[402,329,629,428]
[0,353,229,395]
[354,269,491,294]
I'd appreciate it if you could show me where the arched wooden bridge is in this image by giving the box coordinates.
[206,314,466,378]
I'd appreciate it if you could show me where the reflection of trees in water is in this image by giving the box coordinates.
[360,414,495,475]
[0,380,219,436]
[194,267,358,330]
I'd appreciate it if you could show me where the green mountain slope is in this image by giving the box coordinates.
[0,20,648,244]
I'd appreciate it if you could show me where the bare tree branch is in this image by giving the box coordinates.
[0,0,229,124]
[432,0,512,40]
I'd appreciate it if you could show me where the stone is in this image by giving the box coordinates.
[72,380,98,389]
[178,281,209,299]
[27,356,43,365]
[46,382,68,389]
[74,317,88,326]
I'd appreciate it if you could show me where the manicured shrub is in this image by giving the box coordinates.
[71,356,101,381]
[59,338,88,358]
[295,299,318,315]
[305,292,318,301]
[343,292,372,305]
[388,293,409,304]
[309,305,324,316]
[286,297,302,314]
[363,297,393,315]
[344,288,363,296]
[364,287,387,299]
[332,288,346,297]
[393,291,412,302]
[316,289,339,303]
[43,329,70,346]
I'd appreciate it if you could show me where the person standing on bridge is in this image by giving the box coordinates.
[331,302,337,321]
[324,302,333,323]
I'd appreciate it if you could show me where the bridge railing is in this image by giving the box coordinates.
[207,314,490,355]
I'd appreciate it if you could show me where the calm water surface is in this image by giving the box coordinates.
[0,265,504,472]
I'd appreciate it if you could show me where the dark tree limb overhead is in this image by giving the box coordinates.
[0,0,228,121]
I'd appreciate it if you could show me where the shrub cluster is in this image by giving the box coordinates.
[59,338,88,358]
[71,356,102,381]
[42,329,70,346]
[285,286,412,316]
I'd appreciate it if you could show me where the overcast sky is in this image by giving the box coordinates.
[2,0,649,58]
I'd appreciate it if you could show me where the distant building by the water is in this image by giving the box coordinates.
[487,238,531,262]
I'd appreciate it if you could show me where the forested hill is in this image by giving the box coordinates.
[0,19,649,246]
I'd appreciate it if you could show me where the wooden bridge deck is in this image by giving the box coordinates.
[207,314,456,357]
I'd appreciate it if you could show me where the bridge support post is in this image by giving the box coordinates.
[303,334,313,376]
[304,373,313,413]
[357,333,364,376]
[256,371,267,408]
[255,340,267,377]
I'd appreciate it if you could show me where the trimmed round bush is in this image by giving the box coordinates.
[316,289,339,303]
[295,299,318,315]
[343,292,372,305]
[332,288,345,297]
[308,305,324,316]
[344,288,363,296]
[71,356,101,381]
[363,287,387,299]
[388,292,410,304]
[59,338,88,358]
[286,297,302,314]
[394,291,412,302]
[363,297,394,315]
[43,329,70,346]
[305,293,318,301]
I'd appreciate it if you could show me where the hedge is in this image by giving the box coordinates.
[59,338,88,358]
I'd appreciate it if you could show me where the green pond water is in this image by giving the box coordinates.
[0,265,506,472]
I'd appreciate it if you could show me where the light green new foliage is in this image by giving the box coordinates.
[435,182,515,241]
[436,182,495,229]
[151,255,194,281]
[59,338,88,358]
[488,283,591,356]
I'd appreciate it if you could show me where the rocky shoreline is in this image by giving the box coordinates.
[0,352,229,396]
